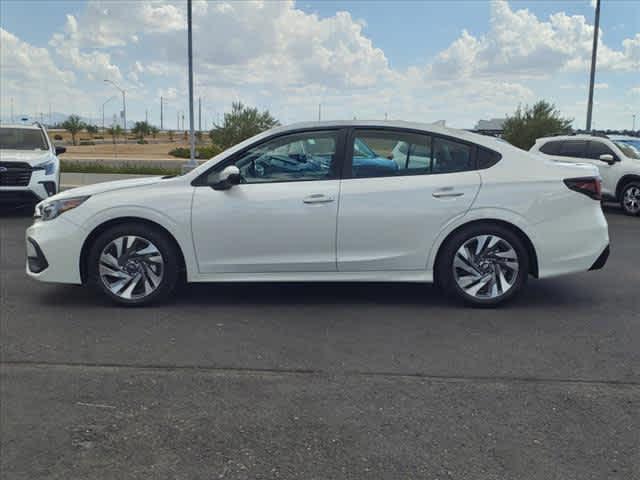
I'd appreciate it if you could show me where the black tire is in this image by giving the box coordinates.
[87,223,180,306]
[436,223,529,307]
[620,181,640,216]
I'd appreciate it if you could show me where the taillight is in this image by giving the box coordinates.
[564,177,602,200]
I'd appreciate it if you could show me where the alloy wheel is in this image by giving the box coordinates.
[453,234,520,299]
[622,185,640,215]
[98,235,165,300]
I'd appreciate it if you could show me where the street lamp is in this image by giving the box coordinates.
[101,96,115,132]
[104,79,127,134]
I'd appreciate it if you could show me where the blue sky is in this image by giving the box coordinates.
[1,0,638,129]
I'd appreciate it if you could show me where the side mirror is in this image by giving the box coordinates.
[599,153,616,165]
[55,146,67,155]
[211,165,241,190]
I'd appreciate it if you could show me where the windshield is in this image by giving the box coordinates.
[613,140,640,159]
[0,127,49,150]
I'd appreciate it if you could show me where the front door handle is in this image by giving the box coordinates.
[303,194,334,204]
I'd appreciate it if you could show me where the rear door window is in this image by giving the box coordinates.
[559,141,588,158]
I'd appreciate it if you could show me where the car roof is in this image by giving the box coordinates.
[0,123,42,130]
[536,134,610,143]
[275,120,505,150]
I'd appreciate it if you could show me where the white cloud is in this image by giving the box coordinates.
[430,0,639,80]
[50,14,123,81]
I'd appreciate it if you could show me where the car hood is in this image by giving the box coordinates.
[50,176,166,201]
[0,149,53,166]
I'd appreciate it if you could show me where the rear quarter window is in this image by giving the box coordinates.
[539,141,561,155]
[477,147,502,169]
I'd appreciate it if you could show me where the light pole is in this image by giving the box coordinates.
[101,96,115,132]
[104,79,126,134]
[160,96,169,130]
[586,0,600,131]
[185,0,197,171]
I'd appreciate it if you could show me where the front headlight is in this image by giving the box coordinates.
[34,159,57,175]
[35,196,90,221]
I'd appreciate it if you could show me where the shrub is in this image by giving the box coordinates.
[79,140,95,146]
[60,160,180,176]
[53,134,63,141]
[169,144,222,159]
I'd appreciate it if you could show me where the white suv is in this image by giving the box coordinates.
[530,134,640,216]
[0,123,65,206]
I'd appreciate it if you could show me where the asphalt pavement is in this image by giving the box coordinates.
[1,207,639,479]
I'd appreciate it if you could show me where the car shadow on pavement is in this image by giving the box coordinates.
[33,277,602,312]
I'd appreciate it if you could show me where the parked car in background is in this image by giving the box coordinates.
[530,134,640,216]
[26,121,609,307]
[608,135,640,155]
[0,123,66,206]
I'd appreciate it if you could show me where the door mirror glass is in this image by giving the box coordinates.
[55,145,66,155]
[599,153,615,164]
[211,165,241,190]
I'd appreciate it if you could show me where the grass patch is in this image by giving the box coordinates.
[60,160,181,176]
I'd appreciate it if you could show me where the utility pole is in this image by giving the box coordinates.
[185,0,197,170]
[145,109,148,123]
[160,96,164,130]
[10,97,14,123]
[586,0,600,131]
[318,103,321,121]
[198,97,202,132]
[177,111,180,130]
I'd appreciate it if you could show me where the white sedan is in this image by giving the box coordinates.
[26,121,610,307]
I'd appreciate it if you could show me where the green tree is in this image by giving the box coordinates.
[62,115,85,146]
[85,124,99,135]
[209,102,279,149]
[107,124,122,144]
[502,100,573,150]
[150,126,159,139]
[132,121,152,142]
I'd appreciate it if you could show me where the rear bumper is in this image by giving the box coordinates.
[589,245,610,271]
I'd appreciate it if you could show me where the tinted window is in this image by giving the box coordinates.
[432,137,473,174]
[612,141,640,159]
[350,130,433,178]
[587,141,616,160]
[215,131,338,184]
[559,141,588,158]
[477,147,502,169]
[540,141,561,155]
[0,128,48,150]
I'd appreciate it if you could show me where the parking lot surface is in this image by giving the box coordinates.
[1,208,639,479]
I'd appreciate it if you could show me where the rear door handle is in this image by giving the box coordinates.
[303,194,334,204]
[432,187,464,198]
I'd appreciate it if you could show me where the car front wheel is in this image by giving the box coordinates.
[87,223,180,306]
[621,182,640,216]
[437,224,529,307]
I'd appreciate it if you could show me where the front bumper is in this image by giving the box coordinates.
[0,169,59,204]
[25,216,84,284]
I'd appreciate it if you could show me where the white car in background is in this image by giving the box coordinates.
[530,134,640,216]
[0,123,65,206]
[26,121,609,307]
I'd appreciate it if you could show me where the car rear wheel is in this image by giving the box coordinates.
[87,223,180,306]
[620,182,640,216]
[437,224,529,307]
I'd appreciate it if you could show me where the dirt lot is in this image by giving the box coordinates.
[50,129,192,161]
